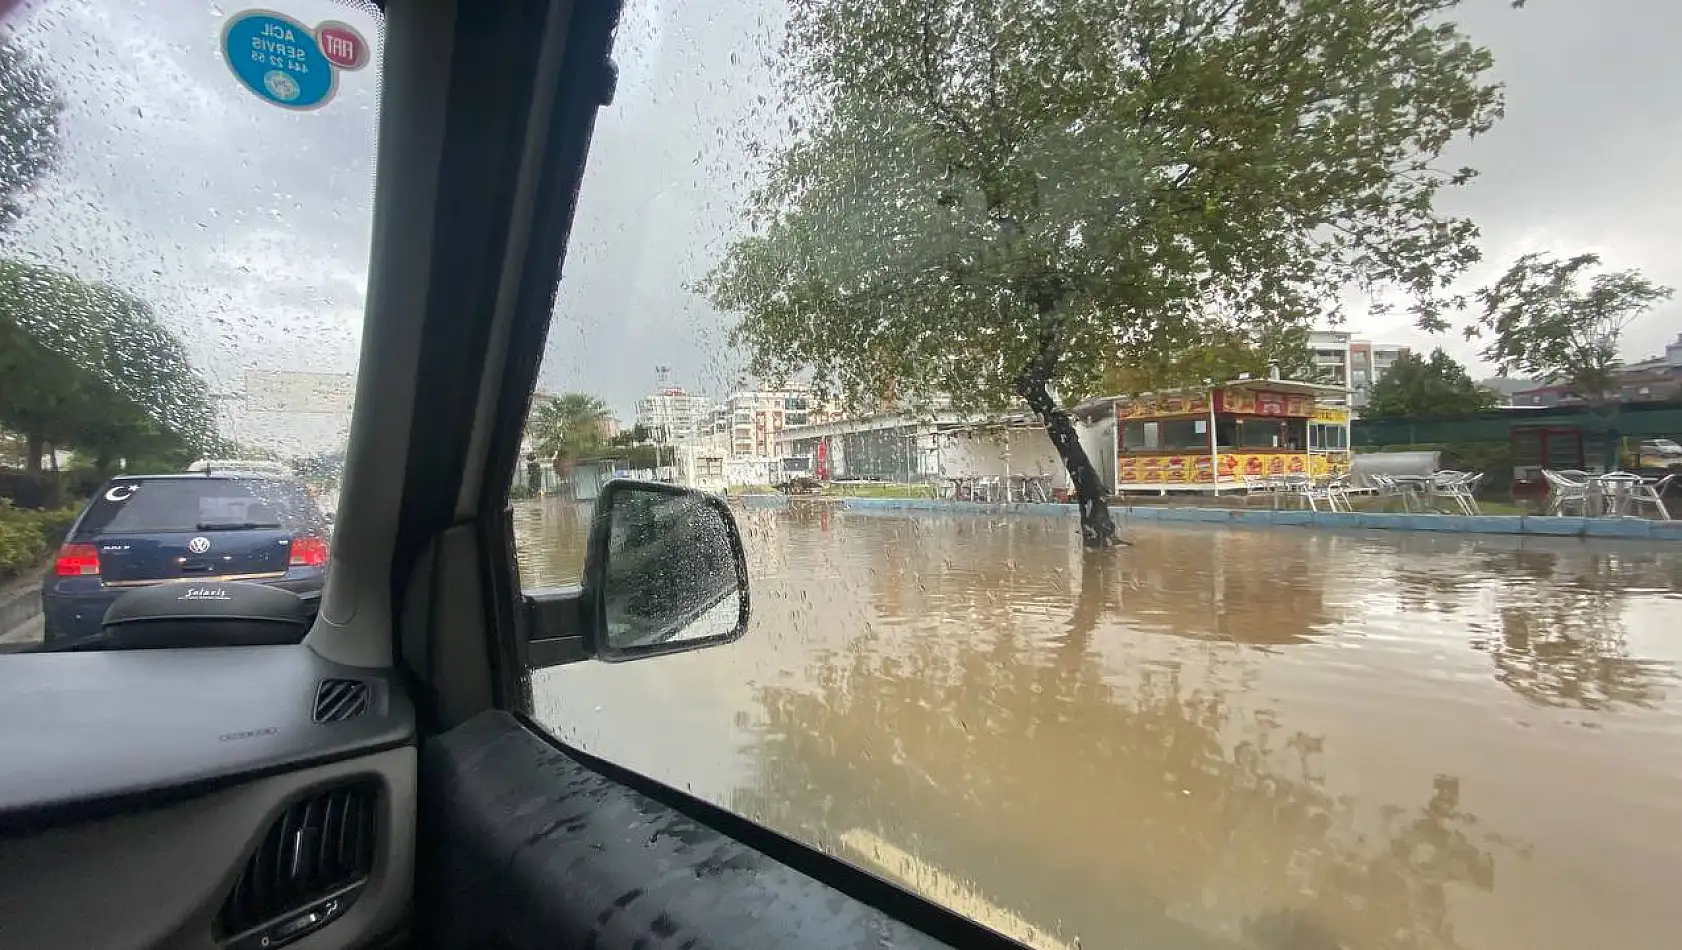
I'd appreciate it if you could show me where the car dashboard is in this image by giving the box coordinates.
[0,645,416,950]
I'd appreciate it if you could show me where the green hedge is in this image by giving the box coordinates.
[0,500,80,579]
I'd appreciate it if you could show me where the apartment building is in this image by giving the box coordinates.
[633,386,711,442]
[721,388,820,457]
[1306,330,1410,408]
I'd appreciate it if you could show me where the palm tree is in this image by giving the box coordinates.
[528,392,611,469]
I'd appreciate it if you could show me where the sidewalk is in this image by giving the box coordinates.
[0,563,45,651]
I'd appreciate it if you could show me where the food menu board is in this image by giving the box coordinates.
[1115,451,1351,484]
[1215,388,1315,417]
[1116,454,1217,483]
[1113,392,1212,420]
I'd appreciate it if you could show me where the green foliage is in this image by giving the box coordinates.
[0,258,215,472]
[0,40,62,230]
[0,499,78,578]
[290,450,345,488]
[1365,347,1497,419]
[528,392,612,464]
[608,424,653,447]
[211,440,282,461]
[1103,324,1326,395]
[1472,252,1673,401]
[704,0,1504,419]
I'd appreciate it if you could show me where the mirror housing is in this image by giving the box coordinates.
[524,480,749,668]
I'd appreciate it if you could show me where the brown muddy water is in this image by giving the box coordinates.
[512,499,1682,950]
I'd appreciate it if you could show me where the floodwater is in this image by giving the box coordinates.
[514,499,1682,950]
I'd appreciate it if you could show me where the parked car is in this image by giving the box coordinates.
[40,472,331,644]
[1641,438,1682,457]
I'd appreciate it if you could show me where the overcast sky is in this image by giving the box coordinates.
[3,0,1679,446]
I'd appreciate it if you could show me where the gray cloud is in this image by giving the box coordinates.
[6,0,1678,447]
[4,0,379,425]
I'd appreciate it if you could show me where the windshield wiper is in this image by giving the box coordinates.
[195,521,282,530]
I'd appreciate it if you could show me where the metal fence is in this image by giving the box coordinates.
[1353,402,1682,448]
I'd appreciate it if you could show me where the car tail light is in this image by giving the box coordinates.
[54,543,101,576]
[289,535,329,568]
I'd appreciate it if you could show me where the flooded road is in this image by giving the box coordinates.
[515,499,1682,950]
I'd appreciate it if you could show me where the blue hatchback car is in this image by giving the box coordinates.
[41,473,331,645]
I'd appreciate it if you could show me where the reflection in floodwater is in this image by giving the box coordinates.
[522,501,1682,950]
[736,587,1494,950]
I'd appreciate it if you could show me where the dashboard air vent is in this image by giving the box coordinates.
[313,679,369,722]
[218,781,379,938]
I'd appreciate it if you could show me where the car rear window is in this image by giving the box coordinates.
[75,479,323,537]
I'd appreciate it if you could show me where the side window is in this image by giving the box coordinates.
[515,4,1682,950]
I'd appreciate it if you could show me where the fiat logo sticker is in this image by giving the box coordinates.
[188,536,212,555]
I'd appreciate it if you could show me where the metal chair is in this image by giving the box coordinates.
[1325,474,1354,512]
[1237,472,1271,505]
[1542,469,1589,516]
[1629,473,1675,520]
[1436,471,1483,516]
[1592,472,1644,517]
[1293,474,1337,512]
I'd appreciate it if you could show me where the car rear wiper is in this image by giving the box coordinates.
[195,521,282,530]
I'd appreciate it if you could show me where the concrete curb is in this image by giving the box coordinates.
[0,571,44,635]
[733,494,1682,540]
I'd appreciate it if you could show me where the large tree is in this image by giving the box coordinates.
[528,392,613,468]
[0,259,214,473]
[1364,347,1496,419]
[1472,252,1673,403]
[1101,324,1326,396]
[703,0,1505,547]
[0,38,62,229]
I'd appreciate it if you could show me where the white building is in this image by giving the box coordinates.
[1307,330,1410,409]
[771,411,1069,493]
[220,370,355,457]
[634,386,711,443]
[719,388,822,458]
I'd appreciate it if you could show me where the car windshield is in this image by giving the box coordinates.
[1,0,376,641]
[4,1,1682,949]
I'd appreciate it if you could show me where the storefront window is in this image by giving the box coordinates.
[1309,423,1348,450]
[1122,419,1207,451]
[1232,417,1307,450]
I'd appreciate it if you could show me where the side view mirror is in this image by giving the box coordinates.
[524,480,749,668]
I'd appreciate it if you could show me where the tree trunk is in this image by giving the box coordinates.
[24,432,43,476]
[1017,374,1119,547]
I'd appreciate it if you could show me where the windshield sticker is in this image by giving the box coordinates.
[220,10,367,111]
[104,484,137,502]
[315,20,372,71]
